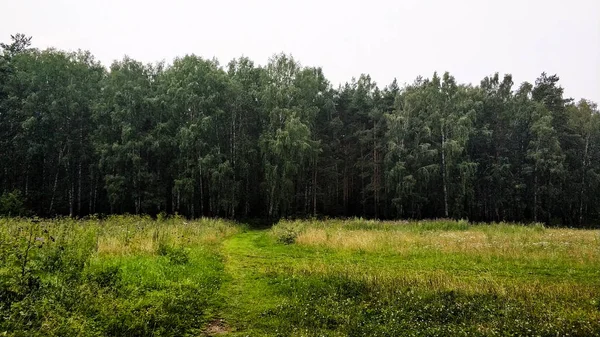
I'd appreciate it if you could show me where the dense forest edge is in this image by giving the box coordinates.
[1,34,599,226]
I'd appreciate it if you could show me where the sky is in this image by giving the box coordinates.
[1,0,599,103]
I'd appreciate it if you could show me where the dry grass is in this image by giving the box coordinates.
[295,225,600,263]
[96,216,240,256]
[278,260,598,302]
[0,215,240,257]
[269,219,600,313]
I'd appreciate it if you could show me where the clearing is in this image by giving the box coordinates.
[1,217,599,336]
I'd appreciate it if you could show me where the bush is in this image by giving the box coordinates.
[0,190,26,216]
[271,220,306,244]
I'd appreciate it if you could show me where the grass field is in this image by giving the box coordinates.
[1,216,599,336]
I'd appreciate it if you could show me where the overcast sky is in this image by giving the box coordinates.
[1,0,599,102]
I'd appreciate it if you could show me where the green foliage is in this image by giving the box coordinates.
[0,190,26,216]
[271,220,307,244]
[2,34,600,225]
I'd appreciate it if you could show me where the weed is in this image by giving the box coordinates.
[157,241,190,265]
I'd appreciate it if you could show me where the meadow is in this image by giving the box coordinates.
[1,216,599,336]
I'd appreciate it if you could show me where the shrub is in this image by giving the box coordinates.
[271,220,306,244]
[0,190,26,216]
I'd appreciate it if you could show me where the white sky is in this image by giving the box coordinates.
[1,0,599,103]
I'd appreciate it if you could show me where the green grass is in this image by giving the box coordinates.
[1,217,599,336]
[0,216,238,336]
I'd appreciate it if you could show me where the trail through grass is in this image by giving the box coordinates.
[1,217,599,336]
[214,221,600,336]
[219,230,282,333]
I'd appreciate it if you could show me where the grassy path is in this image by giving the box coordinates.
[217,229,282,335]
[207,224,600,336]
[213,228,333,335]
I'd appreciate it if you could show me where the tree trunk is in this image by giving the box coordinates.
[360,145,366,216]
[244,179,250,216]
[89,165,94,215]
[93,178,97,214]
[24,164,29,197]
[69,180,74,217]
[313,158,317,217]
[191,188,195,218]
[77,161,82,216]
[373,121,378,218]
[441,123,449,218]
[304,181,309,214]
[343,157,349,215]
[78,117,83,216]
[533,172,538,222]
[199,157,204,216]
[232,110,236,219]
[579,134,589,225]
[269,181,276,218]
[48,144,66,215]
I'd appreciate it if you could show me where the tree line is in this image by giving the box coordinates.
[1,34,599,226]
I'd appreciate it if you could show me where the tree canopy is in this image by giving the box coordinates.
[1,35,599,226]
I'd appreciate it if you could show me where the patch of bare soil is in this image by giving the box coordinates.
[203,318,229,336]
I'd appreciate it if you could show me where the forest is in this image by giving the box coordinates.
[1,34,599,226]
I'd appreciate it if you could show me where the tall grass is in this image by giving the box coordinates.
[0,215,239,336]
[265,218,600,335]
[1,217,598,335]
[273,218,598,262]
